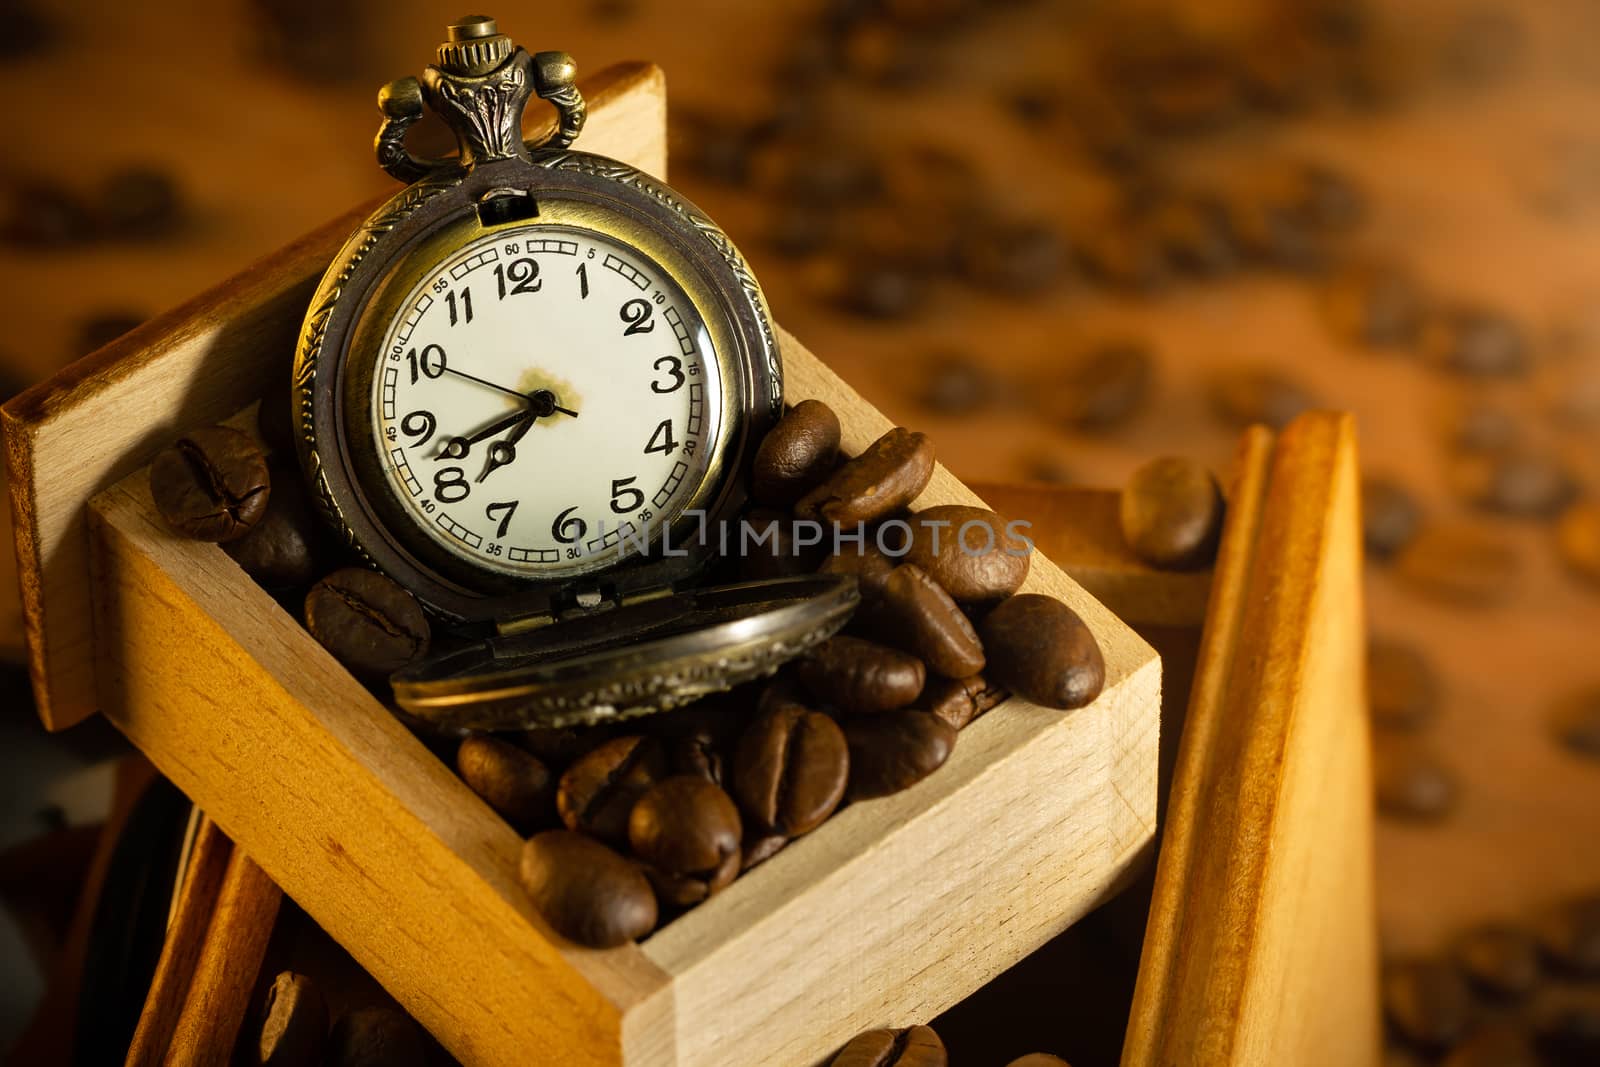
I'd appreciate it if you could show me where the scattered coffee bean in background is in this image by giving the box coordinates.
[304,568,430,683]
[1383,957,1476,1050]
[1367,638,1440,731]
[979,594,1106,711]
[149,425,271,542]
[1535,892,1600,975]
[1119,455,1225,570]
[1206,363,1318,429]
[1449,448,1577,518]
[1440,1019,1540,1067]
[256,970,329,1067]
[1453,923,1543,999]
[1322,260,1426,347]
[1045,340,1154,433]
[324,1006,426,1067]
[918,351,1002,416]
[519,830,658,948]
[1363,477,1424,560]
[1549,685,1600,761]
[1375,740,1459,821]
[456,736,554,834]
[98,165,184,240]
[1393,522,1521,606]
[731,703,849,837]
[1421,306,1530,377]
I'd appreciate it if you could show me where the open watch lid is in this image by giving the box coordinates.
[391,573,859,731]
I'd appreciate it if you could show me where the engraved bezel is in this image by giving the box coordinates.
[293,152,782,624]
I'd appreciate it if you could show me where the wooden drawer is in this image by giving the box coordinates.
[5,63,1375,1067]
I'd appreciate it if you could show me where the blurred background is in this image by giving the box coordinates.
[2,0,1598,1061]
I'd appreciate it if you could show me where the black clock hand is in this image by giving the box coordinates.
[436,406,532,460]
[441,366,528,401]
[444,370,580,418]
[477,414,536,482]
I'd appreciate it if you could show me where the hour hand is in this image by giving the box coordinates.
[436,407,531,461]
[477,415,533,482]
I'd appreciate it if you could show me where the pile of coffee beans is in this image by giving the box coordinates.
[1381,889,1600,1065]
[827,1020,1071,1066]
[251,969,429,1067]
[1,166,187,249]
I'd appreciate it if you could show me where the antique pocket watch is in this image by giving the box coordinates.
[292,16,856,730]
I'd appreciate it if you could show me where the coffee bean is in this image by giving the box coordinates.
[731,703,849,835]
[1367,638,1439,730]
[839,260,929,320]
[870,566,985,679]
[1527,986,1600,1065]
[1557,502,1600,587]
[753,399,842,507]
[1374,741,1458,821]
[796,428,935,527]
[516,721,630,770]
[99,166,184,239]
[456,736,554,834]
[1446,399,1521,454]
[324,1007,425,1067]
[741,830,787,872]
[1383,958,1475,1049]
[556,735,667,845]
[1535,892,1600,975]
[1047,340,1154,432]
[740,508,827,581]
[767,202,835,259]
[1006,1057,1072,1067]
[831,1025,947,1067]
[918,352,1001,416]
[645,848,740,909]
[519,830,657,948]
[1075,224,1170,294]
[1322,261,1425,347]
[1442,1020,1539,1067]
[77,310,146,353]
[1442,7,1524,85]
[796,636,926,712]
[820,541,898,603]
[255,971,328,1067]
[666,729,725,784]
[844,709,957,800]
[979,594,1105,710]
[1550,685,1600,760]
[224,461,327,590]
[1421,307,1529,378]
[629,776,741,878]
[149,425,271,542]
[304,568,430,682]
[2,179,91,246]
[1393,523,1520,606]
[1450,450,1577,518]
[1225,194,1327,273]
[1363,477,1424,560]
[903,505,1031,604]
[1206,364,1317,429]
[1120,456,1225,570]
[959,220,1067,295]
[1145,194,1237,277]
[918,674,1006,731]
[1453,924,1542,999]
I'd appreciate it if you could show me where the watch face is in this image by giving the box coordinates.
[367,223,724,579]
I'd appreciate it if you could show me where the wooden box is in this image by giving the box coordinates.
[6,63,1378,1066]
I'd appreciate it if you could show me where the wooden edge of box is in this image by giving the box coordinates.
[1,60,668,733]
[1122,411,1380,1067]
[969,483,1213,629]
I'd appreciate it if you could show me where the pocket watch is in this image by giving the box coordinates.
[292,16,856,730]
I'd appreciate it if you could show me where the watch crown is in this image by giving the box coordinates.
[437,15,514,76]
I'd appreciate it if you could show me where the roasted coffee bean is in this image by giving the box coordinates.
[2,179,91,246]
[979,594,1105,711]
[1374,740,1458,821]
[1393,523,1520,606]
[1006,1057,1072,1067]
[918,674,1006,731]
[99,166,183,239]
[1075,224,1169,294]
[1442,1020,1539,1067]
[839,259,929,320]
[844,710,957,800]
[224,462,327,590]
[556,735,667,845]
[1047,340,1154,432]
[77,310,146,353]
[1225,194,1326,273]
[1363,477,1424,560]
[1445,398,1521,454]
[456,736,554,833]
[256,971,329,1067]
[1421,307,1529,378]
[753,399,842,507]
[519,830,657,948]
[304,568,430,681]
[1453,924,1542,999]
[645,848,740,909]
[959,220,1066,295]
[1145,194,1237,277]
[731,703,849,835]
[1557,502,1600,587]
[1323,261,1425,347]
[667,729,725,784]
[324,1007,425,1067]
[1550,685,1600,760]
[516,721,629,769]
[831,1024,947,1067]
[1442,6,1524,85]
[740,508,827,581]
[1367,639,1439,730]
[871,566,985,679]
[1527,986,1600,1065]
[149,425,271,542]
[1535,892,1600,975]
[819,541,897,602]
[903,505,1031,604]
[741,830,787,872]
[796,636,926,712]
[796,428,935,527]
[629,776,741,877]
[1450,449,1577,518]
[918,351,1001,416]
[1120,456,1225,570]
[1383,958,1475,1050]
[1206,364,1317,429]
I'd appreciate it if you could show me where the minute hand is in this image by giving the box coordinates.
[441,366,527,401]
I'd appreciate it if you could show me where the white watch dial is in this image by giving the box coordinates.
[369,223,723,578]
